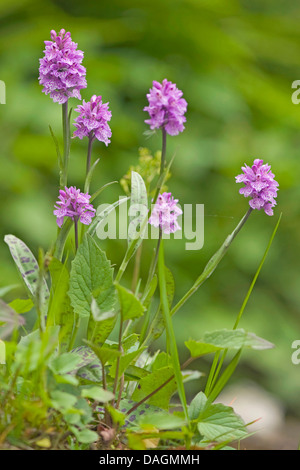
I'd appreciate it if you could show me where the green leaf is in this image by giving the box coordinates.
[54,373,79,386]
[50,390,77,411]
[48,257,74,351]
[68,345,105,382]
[87,314,117,346]
[49,352,83,375]
[15,327,59,373]
[185,340,220,357]
[77,363,103,383]
[128,171,148,248]
[109,347,145,379]
[0,340,6,364]
[70,346,98,370]
[188,391,209,421]
[208,350,242,402]
[182,369,204,384]
[138,411,186,430]
[68,234,116,319]
[185,328,274,357]
[81,386,114,402]
[141,274,157,309]
[105,405,126,427]
[115,283,145,321]
[84,341,121,366]
[148,266,175,342]
[90,181,118,203]
[54,218,73,261]
[170,210,253,317]
[0,299,25,339]
[49,125,63,173]
[73,428,98,444]
[122,334,140,351]
[117,398,164,418]
[84,158,100,193]
[4,234,50,308]
[131,366,176,410]
[158,241,189,420]
[124,364,150,381]
[127,430,186,450]
[0,284,20,298]
[88,197,129,237]
[87,297,117,344]
[151,351,172,370]
[90,298,115,322]
[8,298,34,314]
[197,400,247,443]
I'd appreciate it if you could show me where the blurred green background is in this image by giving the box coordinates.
[1,0,300,447]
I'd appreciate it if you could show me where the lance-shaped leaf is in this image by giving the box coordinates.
[185,328,274,358]
[4,235,50,310]
[48,257,74,351]
[68,234,116,319]
[0,299,25,339]
[148,266,175,342]
[88,197,129,237]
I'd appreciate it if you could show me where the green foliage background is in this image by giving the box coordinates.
[1,0,300,422]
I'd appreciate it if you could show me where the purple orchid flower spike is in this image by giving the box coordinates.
[149,192,183,234]
[39,29,87,104]
[73,94,112,146]
[54,186,96,228]
[144,79,187,136]
[236,159,279,216]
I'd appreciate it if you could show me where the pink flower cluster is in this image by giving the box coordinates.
[53,186,96,228]
[149,192,182,234]
[144,79,187,136]
[73,95,112,145]
[236,159,279,216]
[39,29,87,104]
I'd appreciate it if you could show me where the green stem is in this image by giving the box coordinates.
[113,317,124,401]
[152,127,167,204]
[74,218,79,253]
[85,133,94,186]
[68,317,81,351]
[61,101,70,189]
[206,212,282,397]
[158,239,189,422]
[115,129,168,285]
[54,218,73,261]
[171,208,253,317]
[143,228,162,301]
[131,243,143,293]
[160,127,167,175]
